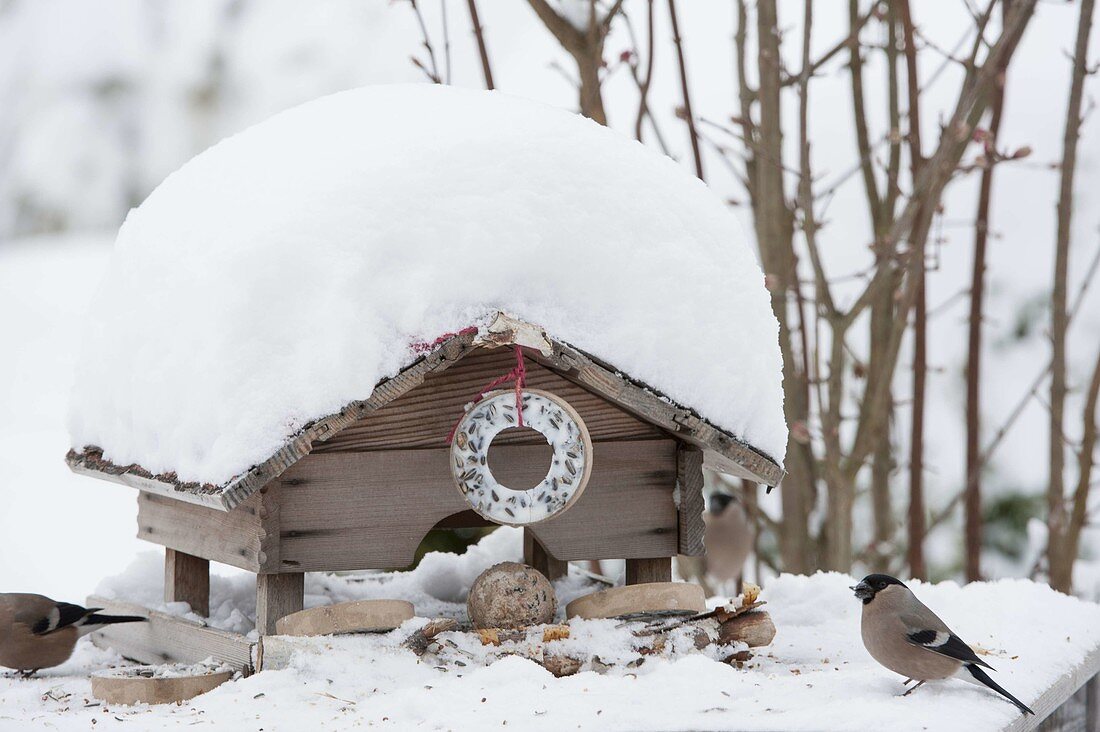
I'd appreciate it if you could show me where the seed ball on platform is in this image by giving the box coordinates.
[467,562,557,629]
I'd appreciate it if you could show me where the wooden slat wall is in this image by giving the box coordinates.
[271,439,678,572]
[314,348,665,452]
[136,490,278,573]
[131,343,691,576]
[525,439,678,561]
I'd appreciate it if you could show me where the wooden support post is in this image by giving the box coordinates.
[1087,672,1099,732]
[256,573,304,636]
[676,445,706,556]
[625,557,672,585]
[164,549,210,617]
[524,529,567,581]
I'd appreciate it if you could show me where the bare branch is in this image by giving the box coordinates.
[1067,347,1100,560]
[898,0,927,579]
[633,1,656,141]
[408,0,442,84]
[465,0,496,90]
[526,0,583,47]
[1048,0,1094,593]
[668,0,704,179]
[848,0,884,228]
[843,0,1038,476]
[782,1,884,87]
[962,0,1009,584]
[526,0,611,123]
[601,0,627,30]
[440,0,452,85]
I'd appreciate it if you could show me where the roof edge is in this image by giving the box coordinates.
[67,312,784,510]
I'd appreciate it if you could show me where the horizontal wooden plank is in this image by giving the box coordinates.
[68,457,230,510]
[136,490,277,573]
[85,596,253,674]
[314,347,664,453]
[273,439,678,572]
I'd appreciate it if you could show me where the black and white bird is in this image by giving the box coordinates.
[0,593,146,675]
[852,574,1033,715]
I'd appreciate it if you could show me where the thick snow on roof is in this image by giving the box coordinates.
[68,84,785,486]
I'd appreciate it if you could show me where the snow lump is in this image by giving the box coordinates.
[68,84,785,486]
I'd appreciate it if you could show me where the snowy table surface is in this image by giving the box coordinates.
[3,568,1099,731]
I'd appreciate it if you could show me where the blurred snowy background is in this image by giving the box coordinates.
[1,0,1098,600]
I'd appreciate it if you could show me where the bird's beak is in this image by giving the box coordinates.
[851,581,874,600]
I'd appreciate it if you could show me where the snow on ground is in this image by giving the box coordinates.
[66,83,786,488]
[3,562,1099,732]
[93,527,601,637]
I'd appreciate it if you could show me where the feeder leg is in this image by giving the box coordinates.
[1086,672,1099,731]
[164,549,210,617]
[523,529,567,581]
[256,572,304,635]
[625,557,672,585]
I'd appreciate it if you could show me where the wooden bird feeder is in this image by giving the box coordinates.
[67,312,782,673]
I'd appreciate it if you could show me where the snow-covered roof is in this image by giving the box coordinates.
[66,84,786,502]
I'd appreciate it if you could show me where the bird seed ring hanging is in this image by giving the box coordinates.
[451,388,593,526]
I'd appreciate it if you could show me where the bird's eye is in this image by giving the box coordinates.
[876,581,885,589]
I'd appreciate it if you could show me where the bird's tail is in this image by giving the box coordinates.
[79,613,147,632]
[963,663,1034,715]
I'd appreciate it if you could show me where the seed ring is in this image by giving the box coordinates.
[450,389,593,526]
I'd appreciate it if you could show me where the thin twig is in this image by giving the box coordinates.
[668,0,704,179]
[842,0,1038,479]
[921,232,1100,536]
[465,0,496,89]
[408,0,442,84]
[1048,0,1095,591]
[440,0,452,85]
[781,1,884,87]
[962,0,1010,582]
[635,0,656,142]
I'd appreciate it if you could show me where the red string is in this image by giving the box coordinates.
[447,345,527,443]
[513,349,527,429]
[409,326,478,354]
